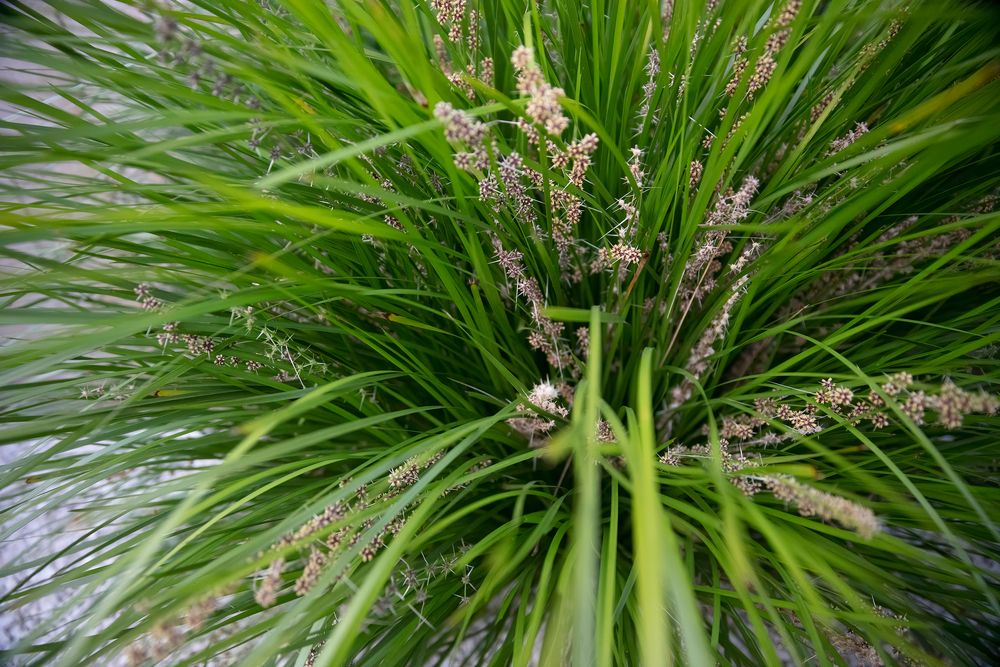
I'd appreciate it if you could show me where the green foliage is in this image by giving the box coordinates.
[1,0,999,665]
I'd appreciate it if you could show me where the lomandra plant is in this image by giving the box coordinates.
[2,0,1000,665]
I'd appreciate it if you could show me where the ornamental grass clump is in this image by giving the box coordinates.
[2,0,1000,666]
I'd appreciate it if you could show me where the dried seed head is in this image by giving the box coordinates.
[689,160,703,190]
[830,387,854,406]
[185,595,217,630]
[388,457,420,488]
[765,28,789,53]
[765,475,879,539]
[659,446,687,466]
[125,642,149,666]
[295,548,326,597]
[829,122,869,154]
[596,420,616,442]
[902,391,926,424]
[609,242,643,265]
[510,45,533,71]
[255,558,285,608]
[773,0,802,28]
[748,54,776,96]
[361,536,384,562]
[726,58,747,97]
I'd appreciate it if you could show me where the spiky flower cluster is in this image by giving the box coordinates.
[714,373,996,444]
[813,14,905,123]
[511,46,569,137]
[609,242,643,266]
[829,122,869,154]
[689,160,703,190]
[724,1,791,101]
[430,0,468,45]
[773,0,802,28]
[124,584,232,663]
[255,558,285,608]
[726,54,748,98]
[639,47,660,121]
[479,56,493,87]
[705,176,759,226]
[765,475,879,538]
[661,446,875,536]
[509,45,599,190]
[561,133,600,189]
[388,457,421,488]
[490,234,582,372]
[434,102,489,170]
[184,334,214,356]
[507,381,571,445]
[134,282,164,312]
[777,195,1000,336]
[671,176,760,313]
[245,446,484,609]
[670,271,753,409]
[596,144,649,287]
[823,605,914,667]
[657,438,878,537]
[659,369,997,541]
[596,419,616,443]
[748,54,776,97]
[294,548,327,596]
[495,151,536,225]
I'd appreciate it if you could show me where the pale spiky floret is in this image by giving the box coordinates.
[255,558,285,609]
[507,381,570,444]
[388,457,420,488]
[765,476,879,539]
[609,241,643,266]
[529,380,560,404]
[747,54,776,97]
[829,121,869,154]
[294,548,327,596]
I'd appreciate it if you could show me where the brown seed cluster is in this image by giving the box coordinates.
[725,57,748,98]
[747,54,776,98]
[689,160,703,190]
